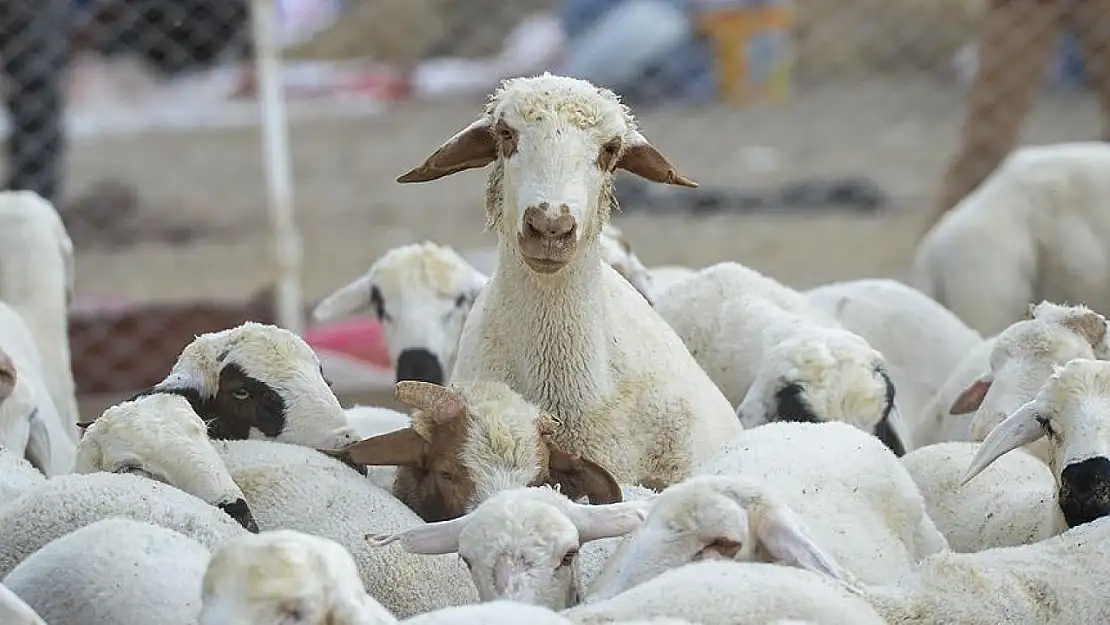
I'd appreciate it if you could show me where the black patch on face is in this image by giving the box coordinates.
[873,370,906,457]
[218,497,260,533]
[396,348,445,385]
[1059,457,1110,528]
[773,382,820,423]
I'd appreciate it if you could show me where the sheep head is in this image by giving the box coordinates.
[313,242,488,386]
[396,73,696,275]
[322,379,623,521]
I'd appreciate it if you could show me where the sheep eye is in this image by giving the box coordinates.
[454,293,468,308]
[559,549,578,568]
[232,388,251,401]
[369,285,388,321]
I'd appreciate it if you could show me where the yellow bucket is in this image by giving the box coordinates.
[696,3,794,106]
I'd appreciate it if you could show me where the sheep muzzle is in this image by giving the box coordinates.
[518,204,578,273]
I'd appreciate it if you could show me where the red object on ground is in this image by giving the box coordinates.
[303,319,391,370]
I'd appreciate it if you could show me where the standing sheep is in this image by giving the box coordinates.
[911,142,1110,337]
[386,73,742,492]
[314,242,489,386]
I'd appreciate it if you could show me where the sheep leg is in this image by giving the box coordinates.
[929,1,1061,226]
[1065,0,1110,141]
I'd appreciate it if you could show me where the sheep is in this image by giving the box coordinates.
[392,72,742,494]
[405,602,575,625]
[327,379,632,522]
[3,518,211,625]
[654,262,910,455]
[199,529,398,625]
[963,357,1110,530]
[313,241,489,386]
[596,222,693,305]
[111,321,360,450]
[587,422,947,601]
[909,141,1110,338]
[901,441,1060,552]
[804,277,985,448]
[0,305,74,476]
[344,404,412,490]
[0,443,44,504]
[0,583,44,625]
[0,191,79,442]
[366,484,656,610]
[0,469,247,578]
[562,561,887,625]
[73,392,260,531]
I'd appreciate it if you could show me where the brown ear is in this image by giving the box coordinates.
[616,130,698,188]
[319,427,429,467]
[0,347,15,400]
[950,377,992,415]
[1059,312,1107,349]
[546,439,622,505]
[397,119,497,183]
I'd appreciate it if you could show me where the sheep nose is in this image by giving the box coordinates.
[396,348,445,385]
[524,204,576,240]
[1060,456,1110,528]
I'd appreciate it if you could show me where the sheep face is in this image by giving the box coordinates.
[734,332,906,456]
[200,530,395,625]
[965,358,1110,528]
[589,476,843,601]
[369,486,649,610]
[323,380,623,522]
[396,73,696,276]
[313,242,487,386]
[132,322,358,450]
[598,224,655,304]
[74,393,259,532]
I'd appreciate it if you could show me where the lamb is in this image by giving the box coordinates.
[910,141,1110,337]
[804,277,985,447]
[0,191,79,441]
[597,222,693,305]
[313,241,489,386]
[3,518,211,625]
[562,561,886,625]
[0,583,44,625]
[0,305,75,476]
[654,262,910,455]
[109,321,360,449]
[366,484,657,610]
[587,422,947,601]
[392,72,742,492]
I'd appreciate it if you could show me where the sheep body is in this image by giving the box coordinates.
[3,518,210,625]
[910,141,1110,337]
[0,445,45,503]
[0,583,43,625]
[404,601,573,624]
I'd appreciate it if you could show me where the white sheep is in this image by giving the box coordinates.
[3,518,211,625]
[597,222,693,305]
[0,583,43,625]
[393,72,742,493]
[562,561,887,625]
[366,484,656,610]
[0,304,74,476]
[587,422,947,600]
[805,277,985,449]
[901,441,1060,552]
[0,190,79,441]
[314,242,489,386]
[654,262,910,455]
[910,141,1110,337]
[0,442,44,505]
[118,321,359,450]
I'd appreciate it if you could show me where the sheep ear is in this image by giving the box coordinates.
[949,373,993,415]
[546,440,623,506]
[756,505,845,582]
[0,347,15,400]
[874,405,907,457]
[567,497,655,543]
[962,399,1044,485]
[366,514,471,554]
[1059,311,1107,349]
[313,274,374,322]
[616,130,698,188]
[319,427,428,467]
[397,118,497,183]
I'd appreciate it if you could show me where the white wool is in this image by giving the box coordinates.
[0,583,44,625]
[589,422,946,600]
[0,302,74,476]
[910,141,1110,337]
[2,518,210,625]
[0,472,247,578]
[200,530,398,625]
[596,224,692,305]
[563,561,886,625]
[0,191,79,443]
[805,277,985,450]
[152,321,359,449]
[403,601,573,625]
[314,241,488,386]
[901,442,1061,552]
[406,73,740,492]
[344,405,412,491]
[0,446,45,503]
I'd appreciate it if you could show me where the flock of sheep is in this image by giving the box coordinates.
[1,72,1109,625]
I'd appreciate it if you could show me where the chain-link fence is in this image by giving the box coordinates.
[1,0,1104,416]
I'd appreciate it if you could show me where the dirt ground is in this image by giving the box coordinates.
[68,77,1102,419]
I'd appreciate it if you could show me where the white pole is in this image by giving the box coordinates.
[249,0,304,334]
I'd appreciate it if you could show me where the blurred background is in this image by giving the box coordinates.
[3,0,1104,416]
